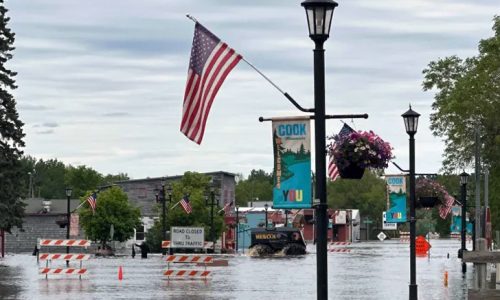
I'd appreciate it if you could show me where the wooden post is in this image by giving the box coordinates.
[475,238,488,289]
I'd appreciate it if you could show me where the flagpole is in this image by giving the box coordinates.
[185,14,313,113]
[171,200,182,210]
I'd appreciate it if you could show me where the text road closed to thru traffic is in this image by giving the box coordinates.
[171,227,205,248]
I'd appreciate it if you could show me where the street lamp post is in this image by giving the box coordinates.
[235,206,239,252]
[460,172,469,273]
[301,1,338,299]
[402,106,420,300]
[264,203,269,228]
[65,187,72,266]
[208,186,216,252]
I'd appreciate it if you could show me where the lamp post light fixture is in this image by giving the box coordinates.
[264,204,269,228]
[65,187,72,266]
[402,106,420,300]
[301,0,338,299]
[460,171,469,273]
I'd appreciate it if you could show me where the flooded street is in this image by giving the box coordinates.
[0,239,473,299]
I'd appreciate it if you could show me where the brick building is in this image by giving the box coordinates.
[4,171,236,253]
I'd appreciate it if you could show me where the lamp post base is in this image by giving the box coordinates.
[409,284,418,300]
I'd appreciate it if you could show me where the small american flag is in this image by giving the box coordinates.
[439,194,456,219]
[180,23,242,144]
[328,155,340,181]
[328,124,355,181]
[219,200,233,215]
[86,192,97,213]
[180,195,193,214]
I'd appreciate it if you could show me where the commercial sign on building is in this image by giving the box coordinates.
[171,227,205,248]
[272,117,312,209]
[382,211,397,230]
[385,175,407,223]
[334,210,347,224]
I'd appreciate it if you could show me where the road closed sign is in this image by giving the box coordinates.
[171,227,205,248]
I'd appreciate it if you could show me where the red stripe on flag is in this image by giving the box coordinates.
[195,52,242,143]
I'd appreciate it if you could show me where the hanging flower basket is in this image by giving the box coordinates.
[327,128,393,180]
[417,196,439,208]
[415,178,450,209]
[338,163,365,179]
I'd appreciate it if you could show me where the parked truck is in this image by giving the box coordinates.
[249,227,307,256]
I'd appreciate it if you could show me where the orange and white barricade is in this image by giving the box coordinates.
[37,238,91,279]
[329,242,351,246]
[328,248,351,253]
[328,241,352,254]
[164,254,213,280]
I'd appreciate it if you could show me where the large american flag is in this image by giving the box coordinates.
[180,195,193,214]
[86,192,97,213]
[180,23,242,144]
[328,124,355,181]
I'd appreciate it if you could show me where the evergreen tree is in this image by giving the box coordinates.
[0,1,25,233]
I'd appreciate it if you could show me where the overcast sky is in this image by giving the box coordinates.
[8,0,498,180]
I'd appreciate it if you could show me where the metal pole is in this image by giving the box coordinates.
[461,181,467,273]
[211,191,215,252]
[265,208,268,228]
[409,133,418,300]
[161,184,166,256]
[313,39,328,300]
[1,229,4,258]
[285,210,289,227]
[236,207,239,252]
[66,193,70,266]
[475,127,481,240]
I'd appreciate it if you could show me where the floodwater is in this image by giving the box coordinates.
[0,239,475,299]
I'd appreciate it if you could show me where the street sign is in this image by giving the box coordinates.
[377,232,387,241]
[171,227,205,248]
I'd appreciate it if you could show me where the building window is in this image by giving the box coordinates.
[136,225,145,241]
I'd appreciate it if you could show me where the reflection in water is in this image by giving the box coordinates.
[0,240,473,300]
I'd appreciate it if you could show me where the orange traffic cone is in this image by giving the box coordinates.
[118,266,123,280]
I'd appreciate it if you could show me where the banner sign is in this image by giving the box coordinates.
[386,175,407,223]
[450,206,473,234]
[272,118,312,209]
[450,206,462,233]
[69,213,79,237]
[171,227,205,248]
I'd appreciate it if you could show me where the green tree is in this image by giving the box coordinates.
[146,172,225,251]
[65,165,103,198]
[0,1,25,233]
[102,173,129,186]
[422,16,500,231]
[79,186,141,248]
[235,169,273,206]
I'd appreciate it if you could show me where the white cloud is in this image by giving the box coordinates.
[7,0,495,179]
